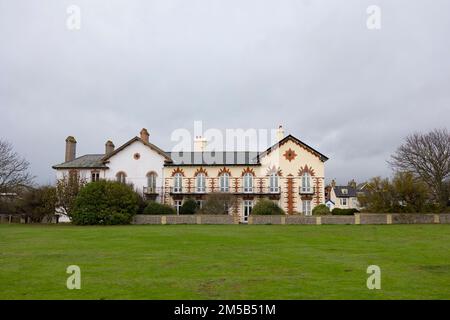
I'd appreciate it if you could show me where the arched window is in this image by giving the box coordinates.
[173,173,183,193]
[146,172,157,192]
[196,173,206,193]
[116,171,127,184]
[219,173,230,192]
[301,172,311,193]
[243,173,253,193]
[269,173,279,193]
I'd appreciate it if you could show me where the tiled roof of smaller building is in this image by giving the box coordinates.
[52,154,107,169]
[333,186,357,198]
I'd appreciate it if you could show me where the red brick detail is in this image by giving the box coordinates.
[258,178,264,193]
[218,167,231,176]
[241,167,256,176]
[315,178,322,205]
[171,167,185,177]
[194,167,208,177]
[298,165,315,176]
[187,178,193,193]
[283,148,297,162]
[285,175,295,214]
[209,177,216,193]
[266,165,283,176]
[233,177,239,193]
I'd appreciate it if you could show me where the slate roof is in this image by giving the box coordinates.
[165,152,259,166]
[333,186,357,198]
[52,154,107,169]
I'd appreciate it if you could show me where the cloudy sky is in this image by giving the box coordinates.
[1,0,449,185]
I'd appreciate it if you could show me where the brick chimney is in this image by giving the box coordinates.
[140,128,149,143]
[331,179,336,188]
[65,136,77,162]
[276,125,285,142]
[105,140,115,155]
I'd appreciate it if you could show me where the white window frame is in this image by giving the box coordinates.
[174,173,183,193]
[341,198,347,206]
[269,173,279,193]
[302,200,312,216]
[243,173,253,193]
[243,200,253,222]
[147,172,157,193]
[219,173,230,192]
[196,173,206,193]
[116,172,126,184]
[174,200,182,215]
[301,173,312,193]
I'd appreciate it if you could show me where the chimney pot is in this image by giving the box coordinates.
[276,125,285,142]
[65,136,77,162]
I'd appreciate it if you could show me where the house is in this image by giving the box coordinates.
[328,180,361,210]
[52,126,328,222]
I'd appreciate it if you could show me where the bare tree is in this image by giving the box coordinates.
[389,128,450,208]
[55,172,87,218]
[0,139,34,193]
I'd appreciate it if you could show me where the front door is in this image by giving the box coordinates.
[242,200,253,223]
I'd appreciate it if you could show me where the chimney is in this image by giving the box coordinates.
[276,125,285,142]
[331,179,336,188]
[348,179,357,189]
[65,136,77,162]
[140,128,149,143]
[105,140,115,155]
[194,136,207,152]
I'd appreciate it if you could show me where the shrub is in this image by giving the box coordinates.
[180,198,198,215]
[143,201,176,215]
[252,199,284,215]
[71,180,139,225]
[312,204,330,215]
[15,186,57,222]
[332,208,359,215]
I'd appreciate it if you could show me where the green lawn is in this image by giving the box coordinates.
[0,224,449,299]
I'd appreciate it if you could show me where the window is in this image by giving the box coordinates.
[196,173,206,193]
[219,173,230,192]
[196,200,204,209]
[224,202,231,214]
[147,172,157,193]
[116,172,126,184]
[243,173,253,193]
[302,200,311,216]
[269,173,279,193]
[243,200,253,223]
[340,198,347,206]
[91,171,100,182]
[342,188,348,195]
[301,173,312,193]
[174,173,183,193]
[174,200,182,215]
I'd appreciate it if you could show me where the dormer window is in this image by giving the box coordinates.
[342,188,348,195]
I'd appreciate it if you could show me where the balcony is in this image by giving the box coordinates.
[299,186,315,195]
[143,186,161,194]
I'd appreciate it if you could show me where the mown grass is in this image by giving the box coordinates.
[0,224,449,299]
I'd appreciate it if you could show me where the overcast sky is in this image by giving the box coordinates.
[1,0,449,185]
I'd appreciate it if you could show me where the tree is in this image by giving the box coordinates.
[391,171,428,212]
[0,140,34,193]
[180,198,198,215]
[71,180,139,225]
[55,172,86,218]
[199,193,238,214]
[389,129,450,208]
[357,177,395,213]
[17,186,58,222]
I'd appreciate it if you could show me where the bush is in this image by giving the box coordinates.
[312,204,330,215]
[143,201,176,215]
[71,180,139,225]
[332,208,359,215]
[14,186,57,222]
[252,199,284,215]
[180,198,198,215]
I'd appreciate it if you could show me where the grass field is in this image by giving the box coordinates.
[0,224,449,299]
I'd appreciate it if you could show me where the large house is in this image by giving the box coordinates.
[326,180,365,211]
[52,127,328,222]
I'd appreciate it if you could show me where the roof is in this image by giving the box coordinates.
[333,186,357,198]
[165,152,259,166]
[259,134,328,162]
[52,154,107,169]
[102,137,171,162]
